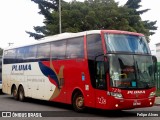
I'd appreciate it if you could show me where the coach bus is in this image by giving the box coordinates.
[0,56,2,90]
[2,30,157,112]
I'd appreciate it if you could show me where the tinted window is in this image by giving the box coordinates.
[87,34,103,60]
[37,43,50,59]
[66,37,84,58]
[16,47,25,59]
[25,45,37,59]
[0,57,2,72]
[51,40,67,59]
[4,49,16,58]
[105,34,150,54]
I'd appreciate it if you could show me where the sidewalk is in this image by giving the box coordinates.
[155,97,160,105]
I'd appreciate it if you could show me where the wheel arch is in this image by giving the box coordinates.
[18,84,23,91]
[71,88,84,104]
[18,84,26,101]
[11,84,17,94]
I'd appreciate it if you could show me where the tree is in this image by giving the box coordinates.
[27,0,157,42]
[125,0,157,42]
[26,0,59,39]
[0,48,3,56]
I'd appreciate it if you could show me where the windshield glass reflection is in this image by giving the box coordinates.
[107,54,155,89]
[105,34,150,54]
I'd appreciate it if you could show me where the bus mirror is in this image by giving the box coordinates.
[152,56,157,73]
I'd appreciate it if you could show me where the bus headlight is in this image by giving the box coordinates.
[109,92,123,98]
[149,92,156,98]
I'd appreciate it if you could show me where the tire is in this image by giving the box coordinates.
[18,86,25,102]
[72,92,85,112]
[12,86,18,100]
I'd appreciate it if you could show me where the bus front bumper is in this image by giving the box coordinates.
[106,97,155,110]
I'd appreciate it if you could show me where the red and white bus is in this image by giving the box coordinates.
[2,30,157,112]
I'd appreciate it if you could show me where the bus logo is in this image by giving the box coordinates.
[12,64,31,71]
[127,91,145,94]
[38,61,64,100]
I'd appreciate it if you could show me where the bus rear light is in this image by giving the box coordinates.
[150,102,152,105]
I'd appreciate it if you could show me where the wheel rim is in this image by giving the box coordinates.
[19,90,23,100]
[19,87,25,101]
[13,89,17,97]
[76,96,84,109]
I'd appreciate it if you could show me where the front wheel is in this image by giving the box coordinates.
[72,92,85,112]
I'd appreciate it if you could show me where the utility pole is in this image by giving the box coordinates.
[8,43,14,46]
[59,0,62,34]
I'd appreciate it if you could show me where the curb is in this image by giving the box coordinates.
[154,97,160,105]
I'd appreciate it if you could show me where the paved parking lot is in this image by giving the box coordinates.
[0,93,160,120]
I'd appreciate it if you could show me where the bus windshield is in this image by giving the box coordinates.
[104,33,154,89]
[105,34,150,54]
[107,54,155,89]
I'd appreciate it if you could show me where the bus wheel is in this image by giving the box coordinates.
[18,86,25,102]
[12,86,18,100]
[72,92,85,112]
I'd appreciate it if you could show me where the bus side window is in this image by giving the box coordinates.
[4,49,16,59]
[16,47,25,62]
[25,45,37,60]
[37,43,50,60]
[87,34,103,60]
[17,48,25,59]
[51,40,67,59]
[66,37,84,59]
[4,49,16,64]
[87,34,104,89]
[0,57,2,72]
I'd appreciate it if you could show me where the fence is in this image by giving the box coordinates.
[155,62,160,91]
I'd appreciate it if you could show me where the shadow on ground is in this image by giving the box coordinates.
[0,89,4,95]
[5,95,137,117]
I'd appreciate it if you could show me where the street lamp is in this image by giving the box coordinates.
[59,0,62,34]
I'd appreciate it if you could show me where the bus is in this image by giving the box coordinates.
[0,56,2,90]
[2,30,157,112]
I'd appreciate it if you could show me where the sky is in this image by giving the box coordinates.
[0,0,159,54]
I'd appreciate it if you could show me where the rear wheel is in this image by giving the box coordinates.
[72,92,85,112]
[18,86,25,102]
[12,86,18,100]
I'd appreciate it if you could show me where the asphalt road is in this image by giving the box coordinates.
[0,92,160,120]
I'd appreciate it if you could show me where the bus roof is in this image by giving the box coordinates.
[4,30,144,50]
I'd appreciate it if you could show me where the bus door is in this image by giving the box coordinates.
[94,59,108,108]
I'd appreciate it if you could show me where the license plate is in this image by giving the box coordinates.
[133,100,141,106]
